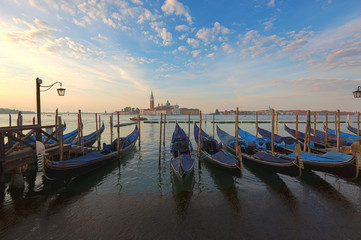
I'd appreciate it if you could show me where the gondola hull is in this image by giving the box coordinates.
[222,144,301,178]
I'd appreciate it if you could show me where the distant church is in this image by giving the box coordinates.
[140,90,199,115]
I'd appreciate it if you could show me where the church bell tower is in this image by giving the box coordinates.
[150,90,154,110]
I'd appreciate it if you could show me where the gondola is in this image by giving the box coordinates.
[42,125,139,180]
[311,126,360,146]
[194,123,241,174]
[257,126,360,179]
[67,123,105,147]
[170,123,195,182]
[284,123,328,148]
[347,122,361,136]
[217,126,302,177]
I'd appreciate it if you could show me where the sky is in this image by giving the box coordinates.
[1,0,361,113]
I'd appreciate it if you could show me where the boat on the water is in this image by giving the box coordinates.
[67,123,105,147]
[194,123,241,174]
[170,123,195,183]
[42,125,139,180]
[217,126,302,177]
[130,116,148,121]
[256,126,360,179]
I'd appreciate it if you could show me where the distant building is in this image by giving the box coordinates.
[140,91,199,115]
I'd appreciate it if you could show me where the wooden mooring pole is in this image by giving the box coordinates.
[313,112,316,135]
[213,113,215,138]
[163,114,166,146]
[295,114,298,139]
[235,108,239,158]
[325,112,328,148]
[117,112,120,154]
[303,111,310,152]
[198,111,202,158]
[357,112,360,136]
[256,112,258,137]
[110,113,113,143]
[98,115,101,150]
[275,110,278,134]
[159,113,163,163]
[58,116,63,161]
[337,109,340,152]
[138,114,141,147]
[334,111,337,135]
[188,113,190,138]
[96,113,99,151]
[271,109,274,155]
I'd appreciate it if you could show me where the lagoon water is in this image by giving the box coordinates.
[1,113,361,239]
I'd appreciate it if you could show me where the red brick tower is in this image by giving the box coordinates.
[150,90,154,110]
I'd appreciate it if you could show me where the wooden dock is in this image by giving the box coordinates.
[0,123,72,176]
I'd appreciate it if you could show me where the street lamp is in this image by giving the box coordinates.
[353,86,361,98]
[36,77,66,135]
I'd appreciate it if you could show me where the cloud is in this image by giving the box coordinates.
[282,38,308,52]
[262,17,276,31]
[150,21,173,46]
[161,0,192,25]
[267,0,275,8]
[222,43,234,53]
[178,45,187,51]
[196,22,230,43]
[131,0,143,5]
[191,49,201,57]
[207,52,215,58]
[186,38,200,48]
[175,24,190,32]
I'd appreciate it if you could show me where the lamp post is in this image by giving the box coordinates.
[353,86,361,98]
[36,77,65,141]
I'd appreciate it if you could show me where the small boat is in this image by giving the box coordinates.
[130,116,148,121]
[170,123,195,182]
[194,123,241,174]
[217,126,302,177]
[67,123,105,147]
[311,126,360,146]
[114,122,137,127]
[42,126,139,180]
[257,126,360,179]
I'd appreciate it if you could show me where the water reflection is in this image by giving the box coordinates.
[171,171,195,216]
[242,160,298,208]
[201,160,241,211]
[298,171,354,210]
